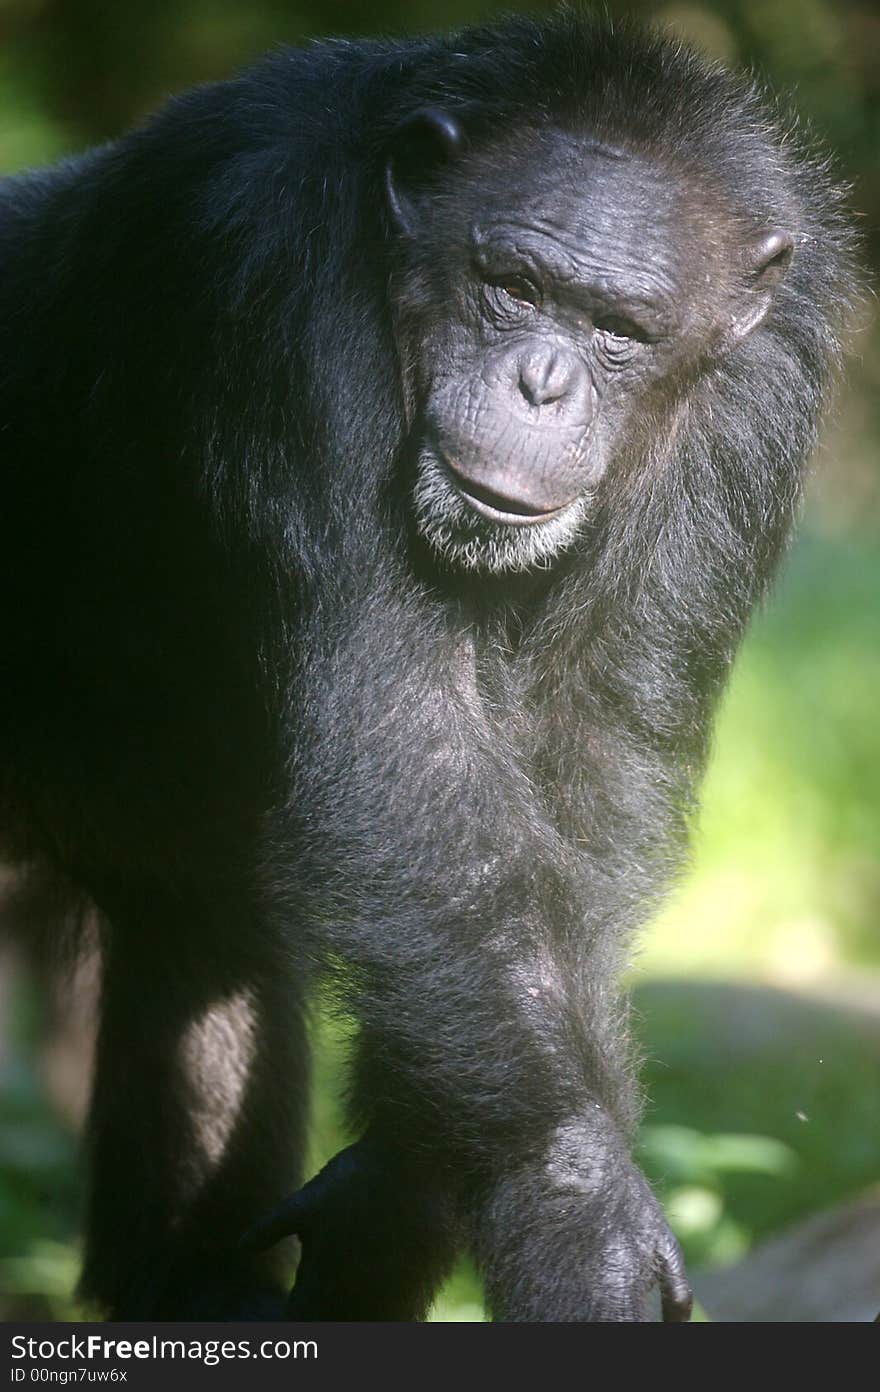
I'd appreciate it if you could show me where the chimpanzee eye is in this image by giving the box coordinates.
[504,278,538,305]
[594,313,645,343]
[491,275,541,308]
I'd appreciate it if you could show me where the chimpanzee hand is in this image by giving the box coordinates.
[580,1162,693,1322]
[246,1131,690,1322]
[242,1136,457,1321]
[477,1135,692,1323]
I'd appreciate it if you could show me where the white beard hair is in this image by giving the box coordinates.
[413,451,588,574]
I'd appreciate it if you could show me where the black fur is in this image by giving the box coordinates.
[0,11,859,1321]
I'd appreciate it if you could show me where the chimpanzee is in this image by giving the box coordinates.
[0,11,859,1321]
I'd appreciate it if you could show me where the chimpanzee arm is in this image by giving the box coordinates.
[254,869,688,1322]
[257,604,691,1322]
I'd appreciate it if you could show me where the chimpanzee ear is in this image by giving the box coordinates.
[385,107,467,236]
[726,228,794,344]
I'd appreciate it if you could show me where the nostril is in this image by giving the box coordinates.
[518,349,578,407]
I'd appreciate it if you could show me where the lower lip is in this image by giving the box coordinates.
[442,461,569,527]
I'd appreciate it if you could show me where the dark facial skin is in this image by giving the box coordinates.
[392,128,788,573]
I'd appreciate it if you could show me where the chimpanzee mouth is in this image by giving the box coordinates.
[442,460,569,527]
[415,446,589,573]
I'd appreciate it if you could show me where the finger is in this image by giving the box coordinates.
[657,1232,693,1323]
[239,1138,372,1251]
[239,1185,318,1251]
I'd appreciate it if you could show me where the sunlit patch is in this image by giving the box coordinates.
[545,1120,609,1196]
[179,989,258,1166]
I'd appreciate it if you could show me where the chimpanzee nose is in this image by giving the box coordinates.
[518,346,582,406]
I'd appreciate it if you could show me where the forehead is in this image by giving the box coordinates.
[470,134,716,293]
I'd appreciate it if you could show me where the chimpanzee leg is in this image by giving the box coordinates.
[79,889,308,1320]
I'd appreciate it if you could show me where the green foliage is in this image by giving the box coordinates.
[0,1022,83,1318]
[642,533,880,975]
[635,978,880,1270]
[639,1125,798,1267]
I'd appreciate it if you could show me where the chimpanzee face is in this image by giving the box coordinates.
[387,119,792,572]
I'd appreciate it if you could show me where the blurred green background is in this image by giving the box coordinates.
[0,0,877,1322]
